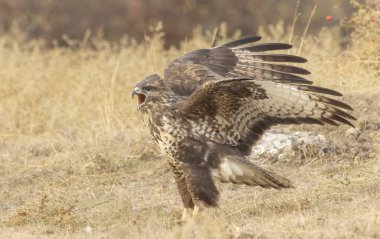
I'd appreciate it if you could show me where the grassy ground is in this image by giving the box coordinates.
[1,7,380,238]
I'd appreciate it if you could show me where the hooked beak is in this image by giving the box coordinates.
[132,87,139,99]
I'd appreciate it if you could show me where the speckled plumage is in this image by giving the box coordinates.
[132,36,355,209]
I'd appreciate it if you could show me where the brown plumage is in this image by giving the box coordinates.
[132,36,355,210]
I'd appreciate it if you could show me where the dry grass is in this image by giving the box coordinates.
[1,4,380,239]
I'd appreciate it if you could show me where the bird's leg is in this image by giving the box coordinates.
[171,162,195,221]
[180,205,201,221]
[191,201,208,217]
[181,208,190,221]
[183,164,220,209]
[192,205,200,217]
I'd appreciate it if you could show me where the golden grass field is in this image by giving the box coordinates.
[1,6,380,239]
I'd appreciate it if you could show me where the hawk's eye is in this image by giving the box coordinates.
[142,86,153,92]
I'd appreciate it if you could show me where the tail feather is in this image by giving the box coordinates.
[214,156,294,189]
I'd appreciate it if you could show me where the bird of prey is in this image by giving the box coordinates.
[132,36,355,216]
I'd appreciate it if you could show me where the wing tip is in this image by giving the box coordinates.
[244,43,293,52]
[220,36,262,48]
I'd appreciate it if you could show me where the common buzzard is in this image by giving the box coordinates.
[132,36,355,216]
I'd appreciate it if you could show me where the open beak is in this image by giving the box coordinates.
[132,87,146,109]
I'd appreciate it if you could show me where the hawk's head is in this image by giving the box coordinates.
[132,74,168,110]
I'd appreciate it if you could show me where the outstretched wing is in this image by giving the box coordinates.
[176,77,355,156]
[164,36,311,96]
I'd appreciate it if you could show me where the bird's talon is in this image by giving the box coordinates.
[181,208,190,221]
[192,205,200,217]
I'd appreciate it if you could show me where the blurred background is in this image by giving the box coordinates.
[0,0,364,47]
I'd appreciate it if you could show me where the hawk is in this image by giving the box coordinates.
[132,36,355,215]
